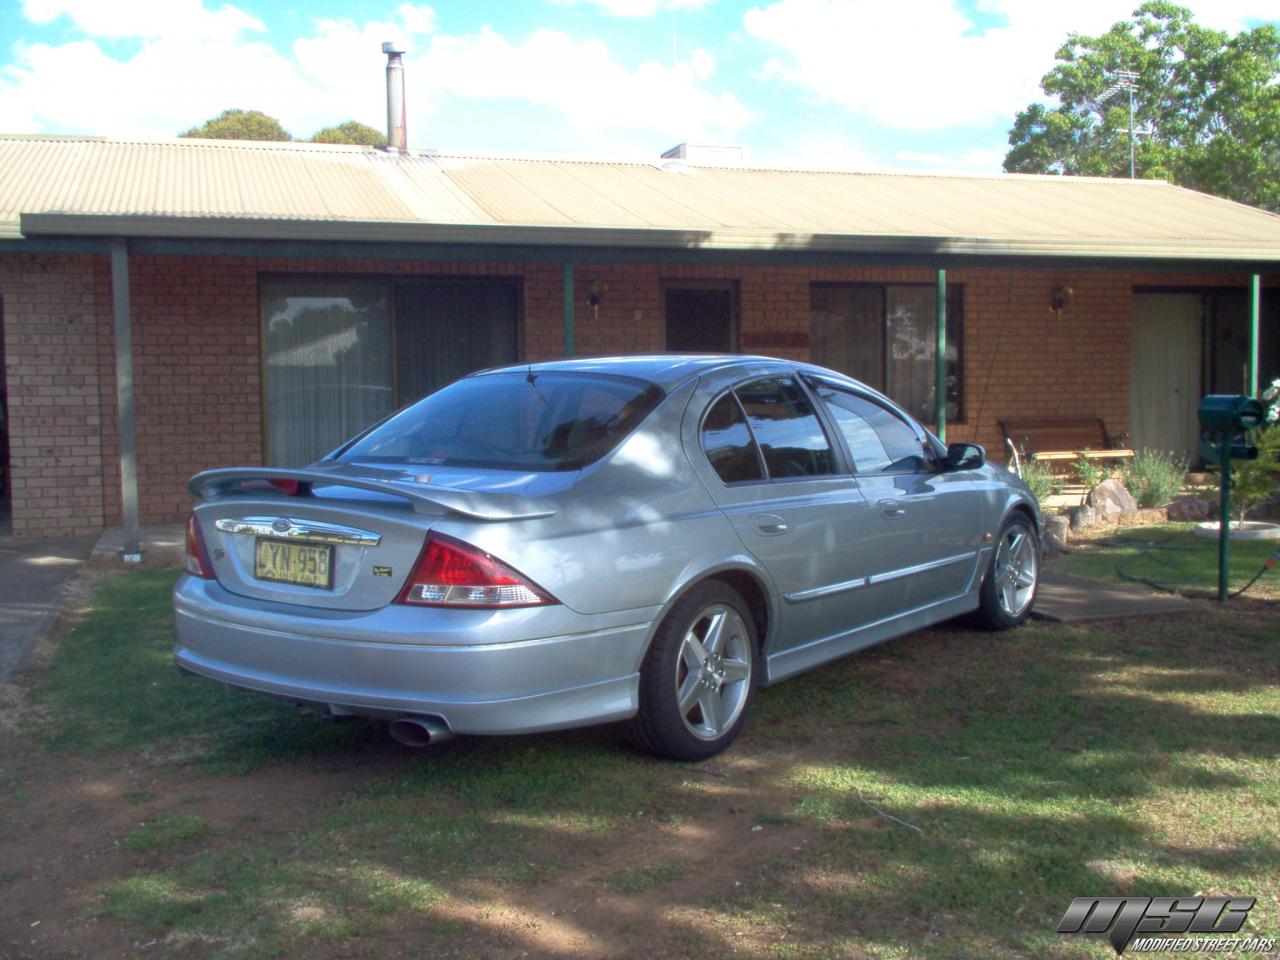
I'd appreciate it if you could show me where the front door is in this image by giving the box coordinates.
[1132,293,1202,462]
[807,379,984,623]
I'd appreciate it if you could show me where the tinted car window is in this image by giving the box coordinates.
[701,394,765,483]
[813,383,929,474]
[734,378,836,479]
[338,372,664,471]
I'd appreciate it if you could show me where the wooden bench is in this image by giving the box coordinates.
[998,417,1134,469]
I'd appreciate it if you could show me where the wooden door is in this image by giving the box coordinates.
[1131,293,1202,461]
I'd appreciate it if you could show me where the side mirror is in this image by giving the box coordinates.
[945,442,985,472]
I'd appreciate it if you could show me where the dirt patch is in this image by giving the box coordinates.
[406,762,822,959]
[0,737,829,960]
[0,740,415,959]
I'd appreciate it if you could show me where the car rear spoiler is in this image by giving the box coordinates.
[188,467,557,522]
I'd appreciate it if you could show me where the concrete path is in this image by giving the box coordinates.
[1034,567,1194,623]
[92,523,186,559]
[0,517,96,682]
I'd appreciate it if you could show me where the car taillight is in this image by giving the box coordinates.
[185,514,214,579]
[396,536,554,608]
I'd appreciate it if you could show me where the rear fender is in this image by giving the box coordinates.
[631,558,780,677]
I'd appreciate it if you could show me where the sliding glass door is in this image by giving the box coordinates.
[263,277,519,467]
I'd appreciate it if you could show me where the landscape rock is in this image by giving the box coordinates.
[1088,478,1138,515]
[1166,497,1210,522]
[1042,514,1069,555]
[1068,505,1096,532]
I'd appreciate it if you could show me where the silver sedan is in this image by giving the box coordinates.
[174,355,1040,760]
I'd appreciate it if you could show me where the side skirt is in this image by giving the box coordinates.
[762,590,981,685]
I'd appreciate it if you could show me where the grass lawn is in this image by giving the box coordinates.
[0,563,1277,959]
[1056,523,1280,600]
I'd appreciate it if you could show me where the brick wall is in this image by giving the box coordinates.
[0,250,1272,537]
[0,253,109,537]
[949,267,1135,456]
[98,255,263,525]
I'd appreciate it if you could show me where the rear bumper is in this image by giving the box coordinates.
[173,575,656,735]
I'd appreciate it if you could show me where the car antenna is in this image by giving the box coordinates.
[526,363,537,385]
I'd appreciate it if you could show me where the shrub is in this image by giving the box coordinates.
[1226,379,1280,521]
[1020,460,1059,503]
[1121,449,1189,508]
[1071,456,1108,491]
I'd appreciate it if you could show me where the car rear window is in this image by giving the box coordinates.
[336,372,665,472]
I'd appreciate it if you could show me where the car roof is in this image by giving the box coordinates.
[475,354,791,390]
[473,355,910,415]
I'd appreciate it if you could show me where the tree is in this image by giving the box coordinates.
[309,121,387,148]
[1004,2,1280,212]
[180,109,291,142]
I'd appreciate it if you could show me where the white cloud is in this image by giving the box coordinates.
[0,35,303,135]
[0,1,747,150]
[556,0,715,17]
[745,0,1279,133]
[418,28,747,137]
[21,0,265,42]
[894,147,1008,173]
[749,129,876,170]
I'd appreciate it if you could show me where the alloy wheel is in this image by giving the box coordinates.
[994,526,1037,618]
[674,603,753,741]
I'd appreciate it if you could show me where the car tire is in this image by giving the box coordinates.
[626,581,760,761]
[974,513,1040,630]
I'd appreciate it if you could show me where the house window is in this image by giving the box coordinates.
[810,283,963,424]
[262,277,519,467]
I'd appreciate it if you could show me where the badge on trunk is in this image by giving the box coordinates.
[372,565,393,577]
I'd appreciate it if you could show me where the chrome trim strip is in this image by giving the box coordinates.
[867,551,977,586]
[214,517,382,547]
[784,576,867,604]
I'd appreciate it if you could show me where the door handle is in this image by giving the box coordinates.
[749,513,788,536]
[878,499,906,519]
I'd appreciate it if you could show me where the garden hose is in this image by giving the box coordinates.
[1230,548,1280,599]
[1102,532,1279,600]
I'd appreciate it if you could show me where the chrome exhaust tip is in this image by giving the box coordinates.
[388,716,453,747]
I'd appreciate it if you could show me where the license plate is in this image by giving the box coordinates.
[254,538,334,589]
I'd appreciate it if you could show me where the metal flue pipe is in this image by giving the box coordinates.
[382,41,407,154]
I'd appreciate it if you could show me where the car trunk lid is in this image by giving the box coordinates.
[189,465,558,612]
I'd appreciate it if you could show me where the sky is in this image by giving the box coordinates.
[0,0,1276,174]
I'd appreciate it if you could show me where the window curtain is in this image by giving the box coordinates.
[263,279,394,467]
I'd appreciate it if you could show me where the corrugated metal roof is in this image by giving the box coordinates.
[3,134,1280,262]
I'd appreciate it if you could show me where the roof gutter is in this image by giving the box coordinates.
[16,212,1280,264]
